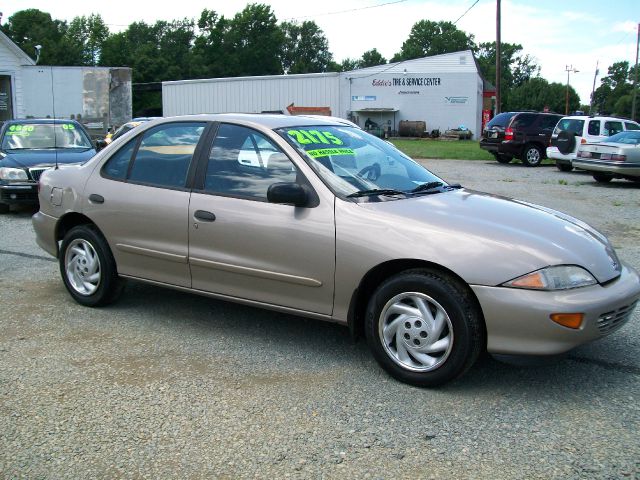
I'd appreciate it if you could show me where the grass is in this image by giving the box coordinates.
[389,138,494,161]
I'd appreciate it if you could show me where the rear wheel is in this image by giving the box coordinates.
[495,153,512,164]
[593,172,613,183]
[522,144,543,167]
[365,269,483,387]
[556,162,573,172]
[59,225,124,307]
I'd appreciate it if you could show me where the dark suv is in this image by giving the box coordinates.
[480,112,563,167]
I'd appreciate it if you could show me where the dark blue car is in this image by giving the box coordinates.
[0,119,96,212]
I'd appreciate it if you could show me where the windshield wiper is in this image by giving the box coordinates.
[410,181,444,193]
[347,188,406,198]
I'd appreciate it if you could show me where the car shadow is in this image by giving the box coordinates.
[105,280,637,395]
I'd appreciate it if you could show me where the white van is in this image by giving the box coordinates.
[546,116,640,171]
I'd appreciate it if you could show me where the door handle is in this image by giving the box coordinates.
[194,210,216,222]
[89,194,104,204]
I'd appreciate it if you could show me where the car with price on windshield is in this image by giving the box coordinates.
[32,114,640,387]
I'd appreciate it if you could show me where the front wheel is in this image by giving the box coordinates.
[522,144,543,167]
[365,269,484,387]
[59,224,124,307]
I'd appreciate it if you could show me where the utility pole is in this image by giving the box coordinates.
[495,0,501,114]
[632,23,639,121]
[589,60,599,115]
[565,65,578,115]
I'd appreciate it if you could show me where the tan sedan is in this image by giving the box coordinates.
[32,114,640,386]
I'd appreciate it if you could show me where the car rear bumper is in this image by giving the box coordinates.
[32,211,59,258]
[0,182,38,205]
[472,263,640,356]
[572,159,640,177]
[546,146,575,164]
[479,139,500,153]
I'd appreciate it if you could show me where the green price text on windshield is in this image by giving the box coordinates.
[287,129,344,146]
[307,148,354,158]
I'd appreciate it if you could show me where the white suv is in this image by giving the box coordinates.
[547,116,640,171]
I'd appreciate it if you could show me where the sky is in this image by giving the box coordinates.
[1,0,639,104]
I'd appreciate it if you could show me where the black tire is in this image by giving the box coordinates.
[556,162,573,172]
[364,269,484,387]
[59,224,124,307]
[593,172,613,183]
[556,130,576,155]
[0,202,9,213]
[522,144,543,167]
[495,154,512,164]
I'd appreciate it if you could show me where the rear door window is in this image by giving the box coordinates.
[604,121,623,136]
[509,113,536,129]
[539,115,560,130]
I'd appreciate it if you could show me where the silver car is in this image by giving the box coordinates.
[32,114,640,387]
[573,130,640,183]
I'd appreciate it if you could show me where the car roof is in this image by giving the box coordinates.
[559,115,635,122]
[151,113,355,129]
[3,118,83,125]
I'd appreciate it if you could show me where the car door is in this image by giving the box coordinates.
[83,121,208,287]
[188,123,336,315]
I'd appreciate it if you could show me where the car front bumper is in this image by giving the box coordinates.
[472,263,640,356]
[0,182,38,205]
[572,159,640,177]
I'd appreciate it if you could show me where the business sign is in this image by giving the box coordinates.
[352,95,376,101]
[444,96,468,104]
[372,77,441,87]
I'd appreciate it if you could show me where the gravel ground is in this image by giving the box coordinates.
[1,159,639,479]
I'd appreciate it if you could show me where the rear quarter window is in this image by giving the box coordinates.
[625,122,640,131]
[486,112,516,128]
[554,118,584,135]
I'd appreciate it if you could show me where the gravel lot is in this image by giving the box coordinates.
[1,159,639,479]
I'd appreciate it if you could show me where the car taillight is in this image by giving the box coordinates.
[505,127,513,141]
[577,150,591,158]
[601,153,626,161]
[581,138,587,144]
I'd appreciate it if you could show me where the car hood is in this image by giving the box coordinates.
[0,149,96,169]
[358,189,621,285]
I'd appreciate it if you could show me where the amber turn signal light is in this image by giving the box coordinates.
[550,313,584,329]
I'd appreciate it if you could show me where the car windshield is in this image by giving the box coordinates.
[278,125,450,199]
[604,131,640,145]
[2,123,92,150]
[554,118,584,136]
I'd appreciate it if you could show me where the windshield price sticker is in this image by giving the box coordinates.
[287,129,344,146]
[307,148,354,158]
[8,125,35,136]
[62,124,75,130]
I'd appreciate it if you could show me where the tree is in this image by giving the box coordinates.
[191,9,232,78]
[359,49,386,68]
[66,14,110,65]
[280,20,333,74]
[1,9,81,65]
[474,42,539,88]
[592,61,636,118]
[392,20,474,61]
[225,4,284,76]
[506,77,579,113]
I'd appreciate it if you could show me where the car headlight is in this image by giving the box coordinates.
[502,265,597,290]
[0,167,28,181]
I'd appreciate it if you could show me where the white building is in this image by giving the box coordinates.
[0,31,132,132]
[163,50,489,138]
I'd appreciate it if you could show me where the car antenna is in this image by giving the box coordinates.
[49,66,59,170]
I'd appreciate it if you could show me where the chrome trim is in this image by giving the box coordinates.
[189,257,323,287]
[115,243,188,263]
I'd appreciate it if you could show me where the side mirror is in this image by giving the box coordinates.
[267,182,308,207]
[95,139,108,152]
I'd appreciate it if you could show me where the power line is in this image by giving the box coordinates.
[284,0,409,21]
[453,0,480,25]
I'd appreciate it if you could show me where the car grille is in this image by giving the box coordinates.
[597,301,638,335]
[0,190,38,202]
[29,168,49,182]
